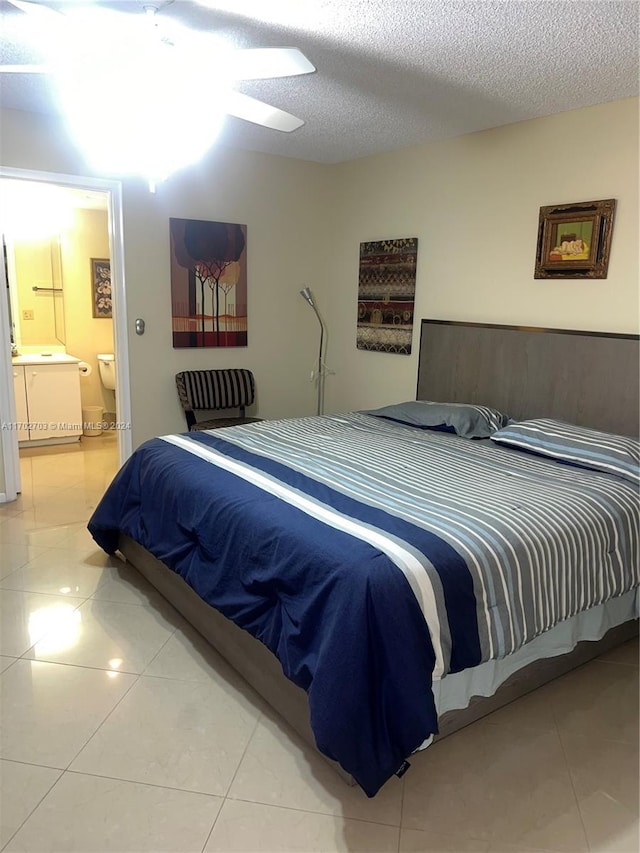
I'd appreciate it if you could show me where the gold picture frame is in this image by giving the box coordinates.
[534,198,616,279]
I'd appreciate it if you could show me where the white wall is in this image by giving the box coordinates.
[324,97,639,412]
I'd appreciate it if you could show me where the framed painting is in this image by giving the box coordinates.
[90,258,112,318]
[534,198,616,279]
[169,218,248,348]
[356,237,418,354]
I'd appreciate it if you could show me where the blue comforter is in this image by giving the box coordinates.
[88,414,639,796]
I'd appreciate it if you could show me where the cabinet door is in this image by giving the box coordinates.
[26,364,83,441]
[12,367,30,442]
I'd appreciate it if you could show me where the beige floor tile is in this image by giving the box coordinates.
[27,497,96,523]
[0,503,24,520]
[228,712,403,826]
[204,799,400,853]
[0,543,48,579]
[549,659,639,744]
[399,828,490,852]
[560,733,639,853]
[0,588,85,657]
[478,681,558,735]
[0,548,121,597]
[55,523,106,553]
[24,598,180,673]
[402,723,588,851]
[3,771,221,853]
[144,620,260,682]
[0,759,62,848]
[91,560,170,607]
[0,518,81,548]
[0,659,136,767]
[0,656,17,673]
[70,673,262,795]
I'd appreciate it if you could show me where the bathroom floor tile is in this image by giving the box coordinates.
[0,659,136,767]
[3,771,222,853]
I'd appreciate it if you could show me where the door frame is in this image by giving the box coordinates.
[0,166,131,502]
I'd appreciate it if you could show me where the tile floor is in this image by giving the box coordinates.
[0,434,638,853]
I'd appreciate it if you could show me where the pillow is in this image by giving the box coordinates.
[491,418,640,485]
[361,400,510,439]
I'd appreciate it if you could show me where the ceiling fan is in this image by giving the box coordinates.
[0,0,315,131]
[0,0,316,180]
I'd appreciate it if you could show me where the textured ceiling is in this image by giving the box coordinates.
[1,0,638,164]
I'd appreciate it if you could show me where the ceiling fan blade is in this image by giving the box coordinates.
[5,0,62,20]
[226,48,315,81]
[224,91,305,132]
[0,64,50,73]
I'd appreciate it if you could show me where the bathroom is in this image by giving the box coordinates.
[3,179,117,456]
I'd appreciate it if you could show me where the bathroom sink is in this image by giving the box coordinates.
[12,353,81,365]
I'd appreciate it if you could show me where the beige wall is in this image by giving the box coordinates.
[324,97,639,412]
[1,107,333,451]
[61,208,115,412]
[0,96,637,493]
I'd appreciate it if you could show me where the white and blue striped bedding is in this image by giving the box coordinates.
[214,412,639,673]
[491,418,640,485]
[88,412,639,796]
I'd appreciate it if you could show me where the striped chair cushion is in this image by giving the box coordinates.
[491,418,640,485]
[176,369,255,412]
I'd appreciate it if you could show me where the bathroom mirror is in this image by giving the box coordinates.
[6,233,66,349]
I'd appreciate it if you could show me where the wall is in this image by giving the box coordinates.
[61,207,114,411]
[324,97,639,412]
[0,108,333,452]
[0,97,637,494]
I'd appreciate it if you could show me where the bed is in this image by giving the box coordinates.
[88,320,640,798]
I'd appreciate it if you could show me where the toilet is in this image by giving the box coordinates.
[97,353,116,391]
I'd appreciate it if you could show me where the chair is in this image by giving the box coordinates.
[175,369,261,431]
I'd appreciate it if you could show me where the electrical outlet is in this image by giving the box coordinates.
[22,309,34,320]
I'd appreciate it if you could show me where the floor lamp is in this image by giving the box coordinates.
[300,286,327,415]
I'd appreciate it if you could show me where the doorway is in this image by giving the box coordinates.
[0,167,131,503]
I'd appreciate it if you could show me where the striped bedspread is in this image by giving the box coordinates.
[88,412,639,796]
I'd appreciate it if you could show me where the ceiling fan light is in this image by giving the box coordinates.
[52,26,227,182]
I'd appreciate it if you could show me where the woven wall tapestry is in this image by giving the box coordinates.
[170,218,247,348]
[356,237,418,355]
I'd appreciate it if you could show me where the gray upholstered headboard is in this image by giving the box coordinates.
[417,320,640,437]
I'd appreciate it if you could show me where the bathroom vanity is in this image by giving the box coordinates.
[12,353,83,446]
